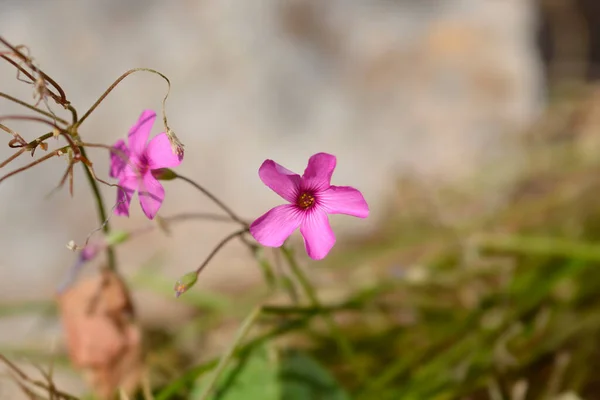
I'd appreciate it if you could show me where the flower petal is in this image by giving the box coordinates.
[258,160,301,203]
[319,185,369,218]
[300,210,336,260]
[128,110,156,157]
[138,173,165,220]
[250,204,303,247]
[302,153,336,191]
[145,133,183,170]
[114,176,138,217]
[109,139,130,178]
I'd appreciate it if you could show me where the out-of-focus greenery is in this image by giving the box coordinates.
[4,85,600,400]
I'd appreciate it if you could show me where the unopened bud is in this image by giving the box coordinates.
[152,168,177,181]
[80,244,99,262]
[174,271,198,298]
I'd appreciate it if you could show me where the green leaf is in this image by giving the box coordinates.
[278,349,350,400]
[190,346,349,400]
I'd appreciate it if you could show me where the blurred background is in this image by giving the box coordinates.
[2,0,600,398]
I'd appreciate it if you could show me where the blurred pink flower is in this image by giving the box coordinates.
[250,153,369,260]
[110,110,183,220]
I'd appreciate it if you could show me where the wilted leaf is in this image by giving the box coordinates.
[57,269,143,400]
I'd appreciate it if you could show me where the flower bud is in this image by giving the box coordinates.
[80,244,100,262]
[173,271,198,298]
[152,168,177,181]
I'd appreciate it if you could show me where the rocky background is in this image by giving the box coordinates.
[0,0,590,397]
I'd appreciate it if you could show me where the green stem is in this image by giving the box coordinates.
[280,246,364,380]
[79,146,116,270]
[196,306,262,400]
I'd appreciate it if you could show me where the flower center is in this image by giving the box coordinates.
[297,192,316,209]
[134,153,150,175]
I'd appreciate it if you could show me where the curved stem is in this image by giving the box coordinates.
[0,55,64,106]
[66,104,78,125]
[0,114,64,130]
[0,37,68,104]
[195,228,248,275]
[79,146,116,270]
[75,67,172,129]
[175,173,249,228]
[0,92,68,125]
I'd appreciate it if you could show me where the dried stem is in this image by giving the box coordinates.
[0,36,68,105]
[75,67,173,130]
[0,148,26,168]
[0,355,78,400]
[0,92,68,125]
[0,146,69,184]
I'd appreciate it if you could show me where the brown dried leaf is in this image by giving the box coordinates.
[57,269,143,400]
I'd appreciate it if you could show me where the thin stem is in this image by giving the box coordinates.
[79,146,116,270]
[0,92,68,125]
[196,306,262,400]
[0,354,78,400]
[0,36,68,104]
[0,148,25,168]
[281,246,365,380]
[0,147,68,184]
[75,68,171,129]
[162,212,241,224]
[195,229,248,275]
[175,173,249,228]
[0,114,64,130]
[66,104,78,125]
[0,123,26,147]
[0,55,64,106]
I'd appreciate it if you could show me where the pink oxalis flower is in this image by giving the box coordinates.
[250,153,369,260]
[110,110,183,220]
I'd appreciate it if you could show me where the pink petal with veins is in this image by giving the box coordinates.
[258,160,301,203]
[138,173,165,220]
[250,204,303,247]
[319,185,369,218]
[300,210,336,260]
[145,133,183,170]
[128,110,156,157]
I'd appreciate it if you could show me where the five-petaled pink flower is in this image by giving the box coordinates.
[110,110,183,220]
[250,153,369,260]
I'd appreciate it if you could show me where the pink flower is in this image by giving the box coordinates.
[110,110,183,220]
[250,153,369,260]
